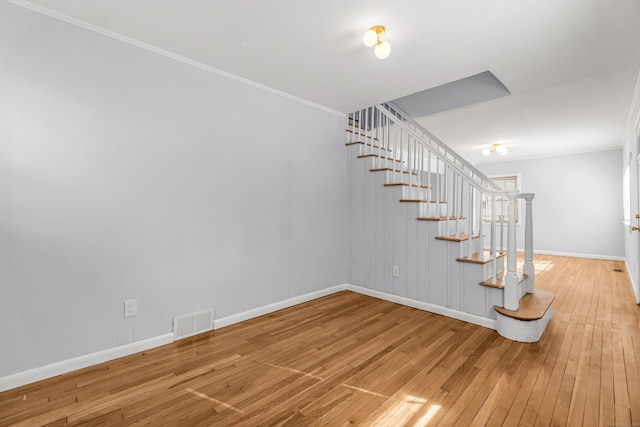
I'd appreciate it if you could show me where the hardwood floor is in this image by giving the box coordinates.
[1,255,639,426]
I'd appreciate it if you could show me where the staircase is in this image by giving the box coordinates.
[347,103,554,343]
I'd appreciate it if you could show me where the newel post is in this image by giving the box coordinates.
[504,192,519,311]
[521,193,536,293]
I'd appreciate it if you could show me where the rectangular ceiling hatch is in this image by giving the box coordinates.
[173,308,215,341]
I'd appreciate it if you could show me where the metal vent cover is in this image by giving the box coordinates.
[173,308,214,340]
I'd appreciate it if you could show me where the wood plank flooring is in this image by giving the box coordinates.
[1,255,639,426]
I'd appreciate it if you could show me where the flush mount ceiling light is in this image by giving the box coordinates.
[482,143,508,156]
[363,25,391,59]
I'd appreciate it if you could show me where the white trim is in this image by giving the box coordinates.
[531,249,624,261]
[495,307,552,343]
[486,247,624,261]
[625,66,640,142]
[623,157,632,225]
[0,333,173,392]
[215,283,497,332]
[624,259,640,304]
[344,284,497,330]
[6,0,345,118]
[214,285,348,329]
[0,283,501,391]
[0,286,351,393]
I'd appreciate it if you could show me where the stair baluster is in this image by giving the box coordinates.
[468,183,474,259]
[491,195,497,284]
[504,192,519,310]
[521,193,536,293]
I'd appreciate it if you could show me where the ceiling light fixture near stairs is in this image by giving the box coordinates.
[483,143,508,156]
[363,25,391,59]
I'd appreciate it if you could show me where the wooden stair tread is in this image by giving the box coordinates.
[417,215,463,222]
[400,199,437,203]
[457,251,506,264]
[345,141,391,152]
[436,233,479,242]
[347,124,370,131]
[494,289,555,321]
[357,154,403,163]
[346,129,379,141]
[370,168,416,175]
[480,272,526,289]
[384,183,430,189]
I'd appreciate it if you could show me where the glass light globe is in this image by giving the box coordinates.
[482,147,491,156]
[374,40,391,59]
[497,145,508,155]
[363,29,378,47]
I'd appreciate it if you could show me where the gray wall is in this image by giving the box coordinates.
[479,149,624,259]
[0,2,348,377]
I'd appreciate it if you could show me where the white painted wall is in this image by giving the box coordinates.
[622,69,640,304]
[0,2,348,378]
[479,149,624,259]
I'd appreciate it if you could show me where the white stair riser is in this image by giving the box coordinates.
[381,170,429,187]
[357,148,445,182]
[456,238,481,258]
[372,159,412,173]
[418,203,447,218]
[436,218,468,236]
[397,186,429,200]
[481,258,505,281]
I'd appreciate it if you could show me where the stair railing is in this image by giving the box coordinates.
[347,103,536,311]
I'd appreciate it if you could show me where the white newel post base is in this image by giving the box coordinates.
[495,307,552,343]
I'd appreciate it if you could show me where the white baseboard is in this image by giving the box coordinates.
[624,258,640,304]
[214,285,348,329]
[345,284,497,330]
[1,282,500,392]
[0,333,174,392]
[0,287,349,393]
[214,283,497,332]
[532,249,624,261]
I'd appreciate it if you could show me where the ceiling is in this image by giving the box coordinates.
[10,0,640,164]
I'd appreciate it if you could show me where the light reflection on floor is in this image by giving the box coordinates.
[187,388,244,413]
[534,261,554,272]
[372,395,440,425]
[257,363,442,424]
[515,260,554,273]
[264,362,324,380]
[342,384,388,398]
[415,404,442,426]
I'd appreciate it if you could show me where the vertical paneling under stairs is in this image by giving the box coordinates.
[348,144,504,323]
[346,103,554,342]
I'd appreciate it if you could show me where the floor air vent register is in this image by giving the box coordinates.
[173,308,215,340]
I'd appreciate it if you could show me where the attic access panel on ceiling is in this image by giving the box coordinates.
[390,71,511,118]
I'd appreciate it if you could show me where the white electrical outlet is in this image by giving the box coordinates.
[392,265,400,277]
[124,299,137,317]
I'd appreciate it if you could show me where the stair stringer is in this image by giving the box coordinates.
[348,145,502,328]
